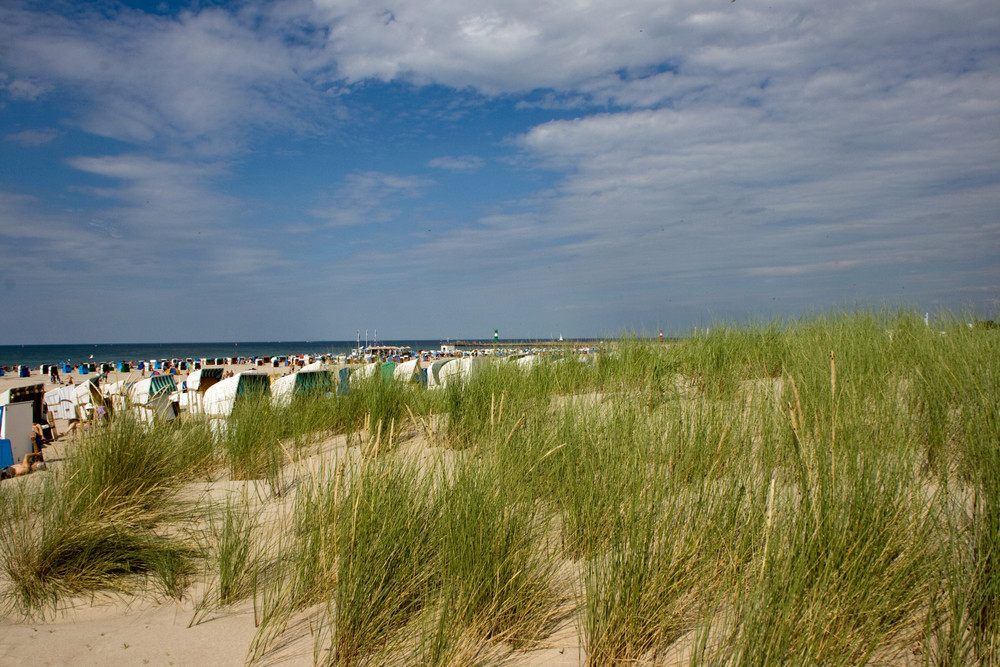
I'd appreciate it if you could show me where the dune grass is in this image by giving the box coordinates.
[218,394,289,486]
[442,360,546,448]
[207,493,259,608]
[333,370,431,454]
[432,457,566,649]
[329,455,437,664]
[721,454,935,663]
[1,309,996,664]
[0,414,199,616]
[260,450,568,665]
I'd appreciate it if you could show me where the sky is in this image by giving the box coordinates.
[1,0,998,344]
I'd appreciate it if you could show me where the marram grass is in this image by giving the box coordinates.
[0,309,996,664]
[0,414,198,616]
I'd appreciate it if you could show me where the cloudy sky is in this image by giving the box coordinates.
[1,0,997,344]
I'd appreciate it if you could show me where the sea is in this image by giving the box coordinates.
[0,340,455,369]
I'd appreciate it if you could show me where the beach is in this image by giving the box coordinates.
[0,358,584,666]
[0,361,298,446]
[1,364,297,665]
[0,312,996,665]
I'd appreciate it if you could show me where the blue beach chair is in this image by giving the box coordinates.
[338,368,351,396]
[0,439,14,469]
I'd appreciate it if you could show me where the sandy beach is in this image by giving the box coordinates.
[0,360,584,666]
[0,363,310,666]
[1,313,995,665]
[2,372,210,663]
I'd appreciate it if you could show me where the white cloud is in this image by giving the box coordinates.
[0,0,997,338]
[353,0,999,321]
[0,3,320,152]
[62,154,301,279]
[5,128,58,145]
[308,0,688,92]
[0,76,52,101]
[746,260,862,278]
[309,171,432,227]
[428,155,484,171]
[5,1,996,155]
[292,0,1000,135]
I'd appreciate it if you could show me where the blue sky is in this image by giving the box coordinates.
[1,0,998,344]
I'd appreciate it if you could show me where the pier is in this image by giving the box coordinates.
[450,339,604,351]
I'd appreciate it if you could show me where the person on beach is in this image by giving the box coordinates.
[45,406,58,440]
[50,365,60,384]
[31,422,52,448]
[65,413,92,438]
[1,452,45,479]
[3,426,49,480]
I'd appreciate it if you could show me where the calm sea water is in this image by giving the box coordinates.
[0,340,452,369]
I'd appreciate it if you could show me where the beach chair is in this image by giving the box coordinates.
[0,404,34,463]
[338,368,351,396]
[0,439,14,469]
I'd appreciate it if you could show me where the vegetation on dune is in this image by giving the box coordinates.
[432,458,565,649]
[0,308,997,664]
[0,415,201,616]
